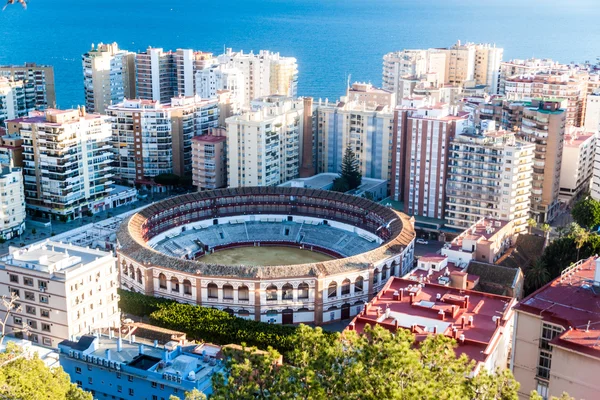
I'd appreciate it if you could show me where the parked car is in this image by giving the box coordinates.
[416,238,429,245]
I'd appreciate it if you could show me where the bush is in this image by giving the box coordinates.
[118,290,333,355]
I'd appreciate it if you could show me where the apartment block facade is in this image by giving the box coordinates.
[82,42,136,114]
[192,130,227,191]
[0,63,56,111]
[6,108,114,221]
[558,131,594,205]
[226,96,303,187]
[107,96,219,187]
[0,166,25,240]
[0,241,120,348]
[0,77,26,125]
[445,129,534,233]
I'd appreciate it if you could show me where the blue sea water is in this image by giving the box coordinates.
[0,0,599,108]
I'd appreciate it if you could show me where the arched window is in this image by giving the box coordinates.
[266,285,277,301]
[238,285,249,301]
[354,276,364,293]
[298,282,309,299]
[183,279,192,295]
[373,269,380,286]
[382,265,389,281]
[238,309,250,317]
[341,279,351,296]
[171,277,180,292]
[282,283,293,300]
[223,308,234,315]
[123,264,129,276]
[223,284,234,300]
[328,282,337,299]
[129,266,135,278]
[266,310,278,317]
[136,268,142,284]
[207,283,218,299]
[158,273,167,289]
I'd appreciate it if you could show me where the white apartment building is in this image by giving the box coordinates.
[107,96,219,187]
[445,129,534,233]
[215,49,297,106]
[0,241,120,348]
[315,97,395,182]
[6,108,114,221]
[584,91,600,134]
[226,96,304,187]
[0,63,56,111]
[0,77,26,126]
[558,131,595,205]
[195,64,244,111]
[0,166,26,240]
[82,42,136,114]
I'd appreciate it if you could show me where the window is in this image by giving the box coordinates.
[373,269,379,286]
[537,350,552,379]
[354,276,364,293]
[29,334,38,343]
[13,316,22,325]
[341,279,351,296]
[282,284,293,300]
[207,283,218,299]
[158,274,167,289]
[27,320,37,329]
[297,283,309,299]
[151,382,157,388]
[238,285,249,301]
[24,291,35,301]
[88,377,93,384]
[540,323,563,350]
[38,281,47,291]
[183,280,192,295]
[10,288,20,298]
[129,389,134,396]
[152,396,157,400]
[41,323,51,332]
[160,384,164,390]
[117,385,122,393]
[42,337,51,346]
[266,285,277,301]
[76,380,82,387]
[39,295,49,304]
[222,284,234,300]
[536,381,549,400]
[116,373,121,379]
[26,305,36,315]
[128,375,133,382]
[9,274,18,283]
[41,309,50,318]
[75,367,82,374]
[327,282,337,299]
[24,277,33,286]
[170,277,180,293]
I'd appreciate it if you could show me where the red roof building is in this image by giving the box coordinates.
[346,275,516,374]
[511,256,600,399]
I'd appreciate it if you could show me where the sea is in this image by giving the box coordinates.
[0,0,599,108]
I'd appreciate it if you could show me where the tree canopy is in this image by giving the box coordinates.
[0,342,92,400]
[332,147,362,192]
[154,173,182,186]
[571,196,600,230]
[211,324,520,400]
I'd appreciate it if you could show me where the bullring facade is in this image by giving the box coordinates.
[117,187,416,325]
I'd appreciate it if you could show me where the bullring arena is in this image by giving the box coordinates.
[117,187,416,325]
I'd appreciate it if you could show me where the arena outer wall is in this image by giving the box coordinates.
[117,187,416,325]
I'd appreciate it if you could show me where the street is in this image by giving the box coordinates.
[414,241,445,257]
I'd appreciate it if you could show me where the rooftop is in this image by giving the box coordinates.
[514,256,600,359]
[347,276,516,372]
[192,134,226,143]
[279,172,387,191]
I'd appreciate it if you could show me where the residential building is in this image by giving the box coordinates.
[174,49,215,98]
[196,63,245,108]
[498,58,558,95]
[558,130,594,205]
[511,256,600,399]
[82,42,136,114]
[6,107,114,221]
[135,47,176,104]
[0,166,25,239]
[0,77,26,125]
[584,91,600,133]
[59,334,223,399]
[314,96,395,182]
[0,241,120,348]
[215,48,298,106]
[346,274,516,375]
[345,82,396,108]
[445,128,534,232]
[226,96,304,187]
[192,129,227,191]
[516,99,566,223]
[391,97,468,219]
[0,130,23,167]
[0,63,56,111]
[107,96,219,188]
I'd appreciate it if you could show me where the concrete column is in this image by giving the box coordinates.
[293,287,298,303]
[254,283,261,322]
[314,277,323,325]
[195,277,202,306]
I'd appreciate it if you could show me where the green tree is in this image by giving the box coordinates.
[154,173,181,186]
[571,196,600,229]
[0,342,92,400]
[530,391,574,400]
[211,324,520,400]
[168,389,207,400]
[332,147,362,193]
[525,259,551,293]
[527,218,537,234]
[571,224,590,261]
[540,223,552,248]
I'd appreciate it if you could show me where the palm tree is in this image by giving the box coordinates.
[527,218,537,235]
[525,260,551,292]
[572,226,590,261]
[556,225,566,239]
[540,223,552,249]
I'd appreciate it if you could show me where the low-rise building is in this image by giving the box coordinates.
[347,275,516,375]
[0,241,120,348]
[558,130,595,205]
[59,334,224,399]
[511,256,600,399]
[279,172,388,201]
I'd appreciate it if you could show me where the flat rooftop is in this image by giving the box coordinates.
[280,172,386,191]
[347,276,515,369]
[514,256,600,359]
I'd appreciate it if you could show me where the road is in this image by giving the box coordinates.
[414,241,445,257]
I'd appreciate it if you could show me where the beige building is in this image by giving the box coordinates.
[0,130,23,167]
[0,241,121,348]
[345,82,395,108]
[511,256,600,400]
[315,96,395,182]
[82,42,136,114]
[226,96,304,187]
[584,91,600,133]
[558,130,594,205]
[7,108,114,221]
[516,100,566,223]
[0,63,56,111]
[192,129,227,191]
